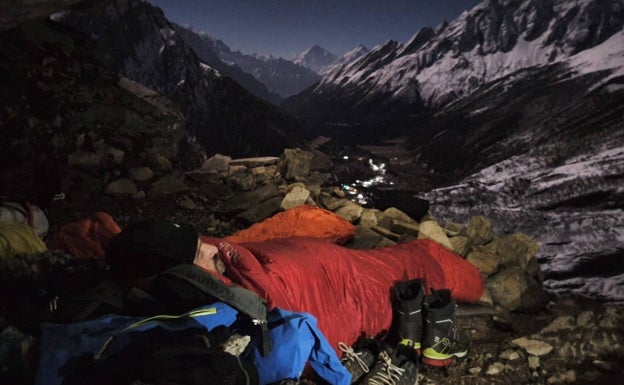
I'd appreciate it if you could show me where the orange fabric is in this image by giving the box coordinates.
[46,212,121,266]
[224,205,356,245]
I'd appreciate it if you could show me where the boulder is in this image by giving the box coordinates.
[202,153,231,173]
[417,220,454,250]
[148,176,188,196]
[104,178,137,196]
[278,148,314,180]
[467,215,494,246]
[487,267,529,311]
[128,166,154,182]
[281,184,311,210]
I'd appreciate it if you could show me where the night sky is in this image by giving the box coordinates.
[148,0,482,59]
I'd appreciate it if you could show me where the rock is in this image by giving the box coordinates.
[496,233,540,270]
[390,220,419,236]
[499,349,521,361]
[148,176,188,196]
[321,195,349,211]
[250,165,281,185]
[478,288,494,306]
[228,171,256,191]
[511,337,554,356]
[309,150,334,171]
[375,207,416,229]
[371,226,402,242]
[466,215,494,246]
[148,154,173,175]
[528,356,540,369]
[467,245,501,277]
[230,157,279,168]
[449,235,470,257]
[177,197,198,210]
[68,151,104,168]
[468,367,482,375]
[417,220,454,250]
[540,315,575,334]
[236,196,283,225]
[348,227,386,249]
[487,267,528,311]
[227,165,248,175]
[281,184,311,210]
[486,362,505,375]
[518,279,550,312]
[128,166,154,182]
[375,237,397,248]
[303,183,322,200]
[197,183,234,201]
[576,311,594,328]
[202,153,231,173]
[278,148,314,180]
[547,370,576,384]
[131,190,146,199]
[335,201,363,223]
[105,178,137,196]
[443,221,465,235]
[217,184,281,214]
[105,147,125,166]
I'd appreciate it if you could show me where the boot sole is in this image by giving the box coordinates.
[422,349,467,367]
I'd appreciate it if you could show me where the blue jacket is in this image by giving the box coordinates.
[36,303,350,385]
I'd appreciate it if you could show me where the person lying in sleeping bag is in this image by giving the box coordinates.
[104,218,350,385]
[104,206,482,373]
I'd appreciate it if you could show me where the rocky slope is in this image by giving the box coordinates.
[172,23,283,104]
[0,17,192,204]
[56,0,307,158]
[284,0,624,123]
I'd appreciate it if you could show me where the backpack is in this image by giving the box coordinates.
[36,303,259,385]
[61,325,258,385]
[0,201,51,238]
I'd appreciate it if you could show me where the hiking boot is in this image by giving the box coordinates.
[422,288,470,367]
[393,279,425,355]
[339,337,380,384]
[361,345,418,385]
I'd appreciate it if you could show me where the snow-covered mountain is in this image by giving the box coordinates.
[173,25,320,99]
[284,0,624,123]
[292,44,370,75]
[293,45,338,74]
[55,0,305,157]
[173,24,282,104]
[322,44,370,74]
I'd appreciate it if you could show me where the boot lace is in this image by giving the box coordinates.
[338,341,370,373]
[368,351,405,385]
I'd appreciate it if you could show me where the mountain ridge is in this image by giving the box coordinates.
[284,0,624,123]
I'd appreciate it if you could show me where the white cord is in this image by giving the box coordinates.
[338,341,370,373]
[367,351,406,385]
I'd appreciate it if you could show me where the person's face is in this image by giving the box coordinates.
[194,241,226,274]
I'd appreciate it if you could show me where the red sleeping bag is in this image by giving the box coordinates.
[202,235,484,354]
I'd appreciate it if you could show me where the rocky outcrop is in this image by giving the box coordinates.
[0,0,93,32]
[172,24,283,104]
[0,19,189,204]
[56,0,306,158]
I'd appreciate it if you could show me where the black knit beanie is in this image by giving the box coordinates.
[106,219,199,279]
